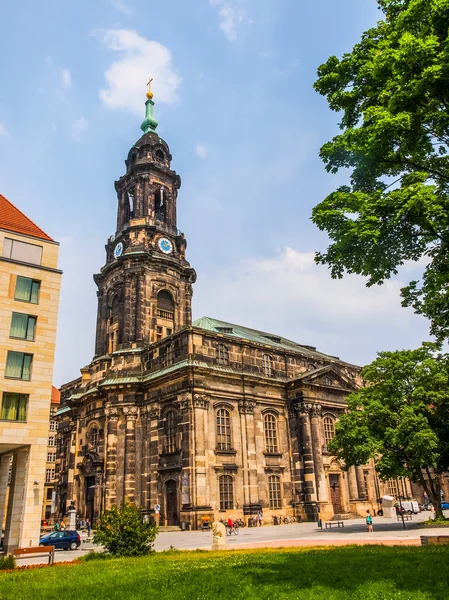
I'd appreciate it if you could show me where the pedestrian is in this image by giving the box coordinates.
[258,510,263,527]
[54,521,60,532]
[86,518,91,537]
[366,510,373,532]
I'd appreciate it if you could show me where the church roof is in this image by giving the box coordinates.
[0,194,54,241]
[193,316,341,362]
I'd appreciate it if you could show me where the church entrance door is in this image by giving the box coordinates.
[329,474,342,514]
[85,476,96,524]
[165,480,178,526]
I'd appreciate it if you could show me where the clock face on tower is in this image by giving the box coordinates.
[113,241,124,259]
[158,237,173,255]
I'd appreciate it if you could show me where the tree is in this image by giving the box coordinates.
[312,0,449,341]
[328,344,449,518]
[93,501,158,557]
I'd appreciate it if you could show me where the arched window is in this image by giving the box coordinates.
[164,410,177,453]
[111,296,120,324]
[219,475,234,510]
[157,290,174,321]
[323,416,336,447]
[216,408,232,451]
[264,414,279,453]
[268,475,282,509]
[154,187,166,222]
[90,427,98,446]
[108,295,121,353]
[263,354,273,377]
[217,344,229,365]
[155,148,165,162]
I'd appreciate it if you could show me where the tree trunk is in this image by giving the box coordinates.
[418,469,443,519]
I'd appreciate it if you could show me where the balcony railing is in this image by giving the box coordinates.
[157,309,174,320]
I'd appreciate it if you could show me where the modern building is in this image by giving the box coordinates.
[55,90,395,528]
[41,385,60,523]
[0,194,61,551]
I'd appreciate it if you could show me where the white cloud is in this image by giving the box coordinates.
[209,0,250,42]
[195,143,207,158]
[0,124,8,136]
[72,117,89,140]
[193,248,432,367]
[61,69,72,89]
[97,29,181,115]
[110,0,134,17]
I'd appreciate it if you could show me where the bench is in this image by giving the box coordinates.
[324,520,344,529]
[397,514,413,521]
[13,545,55,565]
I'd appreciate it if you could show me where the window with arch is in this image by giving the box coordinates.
[164,410,177,453]
[155,148,165,162]
[90,427,99,447]
[154,187,167,222]
[157,290,174,321]
[323,415,336,447]
[264,413,279,453]
[263,354,273,377]
[217,344,229,365]
[219,474,234,510]
[268,475,282,509]
[216,408,232,451]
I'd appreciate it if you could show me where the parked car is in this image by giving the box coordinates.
[441,501,449,510]
[39,530,81,551]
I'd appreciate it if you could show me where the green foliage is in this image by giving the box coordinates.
[328,343,449,517]
[1,547,449,600]
[313,0,449,340]
[423,515,449,524]
[0,555,15,570]
[78,551,115,562]
[93,500,158,557]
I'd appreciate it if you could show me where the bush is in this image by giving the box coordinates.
[93,500,158,557]
[79,551,115,562]
[0,555,16,570]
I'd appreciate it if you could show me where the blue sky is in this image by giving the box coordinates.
[0,0,432,385]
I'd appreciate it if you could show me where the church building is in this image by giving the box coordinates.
[55,88,397,528]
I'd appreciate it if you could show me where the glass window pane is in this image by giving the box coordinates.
[15,276,32,301]
[1,392,27,421]
[30,281,40,304]
[10,313,28,338]
[3,238,12,258]
[5,351,24,378]
[8,239,43,265]
[26,316,36,340]
[22,354,32,380]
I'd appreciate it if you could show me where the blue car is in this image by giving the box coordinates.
[39,530,81,551]
[441,502,449,510]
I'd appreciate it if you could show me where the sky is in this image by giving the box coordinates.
[0,0,432,386]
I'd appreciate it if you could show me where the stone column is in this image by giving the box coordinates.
[4,449,28,552]
[192,394,210,509]
[239,400,258,511]
[310,403,327,504]
[348,466,358,501]
[104,405,120,510]
[287,404,305,506]
[356,466,367,499]
[296,403,317,503]
[0,454,11,535]
[148,407,160,512]
[140,407,151,510]
[123,406,139,503]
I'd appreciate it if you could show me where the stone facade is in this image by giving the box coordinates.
[55,101,397,528]
[0,196,61,551]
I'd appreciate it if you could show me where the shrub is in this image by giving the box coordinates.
[0,555,16,570]
[79,551,115,562]
[93,500,158,557]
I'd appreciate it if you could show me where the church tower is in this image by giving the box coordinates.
[94,83,196,357]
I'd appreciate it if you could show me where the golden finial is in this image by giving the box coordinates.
[146,77,154,100]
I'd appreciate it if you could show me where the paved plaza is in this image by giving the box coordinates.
[11,511,449,566]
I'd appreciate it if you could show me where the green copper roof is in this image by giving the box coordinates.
[140,97,158,134]
[193,316,340,361]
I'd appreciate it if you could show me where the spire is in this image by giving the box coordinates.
[140,78,158,134]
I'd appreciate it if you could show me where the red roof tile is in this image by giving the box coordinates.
[0,194,54,242]
[51,385,61,405]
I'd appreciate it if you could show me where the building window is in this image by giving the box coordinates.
[268,475,282,509]
[217,344,229,365]
[1,392,28,421]
[216,408,232,451]
[48,436,55,447]
[5,351,33,380]
[10,312,37,341]
[14,276,40,304]
[323,416,336,447]
[263,354,273,377]
[90,428,98,446]
[154,187,167,222]
[157,290,174,321]
[164,410,177,453]
[47,452,56,462]
[219,475,234,510]
[387,478,399,497]
[3,238,43,265]
[46,487,53,500]
[264,414,279,453]
[49,420,57,431]
[45,468,55,483]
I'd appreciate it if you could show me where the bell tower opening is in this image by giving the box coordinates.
[156,290,174,340]
[154,187,166,223]
[108,295,121,353]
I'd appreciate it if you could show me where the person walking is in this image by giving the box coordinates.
[366,510,373,532]
[258,510,263,527]
[54,521,60,532]
[86,518,91,537]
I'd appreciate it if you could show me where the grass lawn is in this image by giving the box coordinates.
[1,545,448,600]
